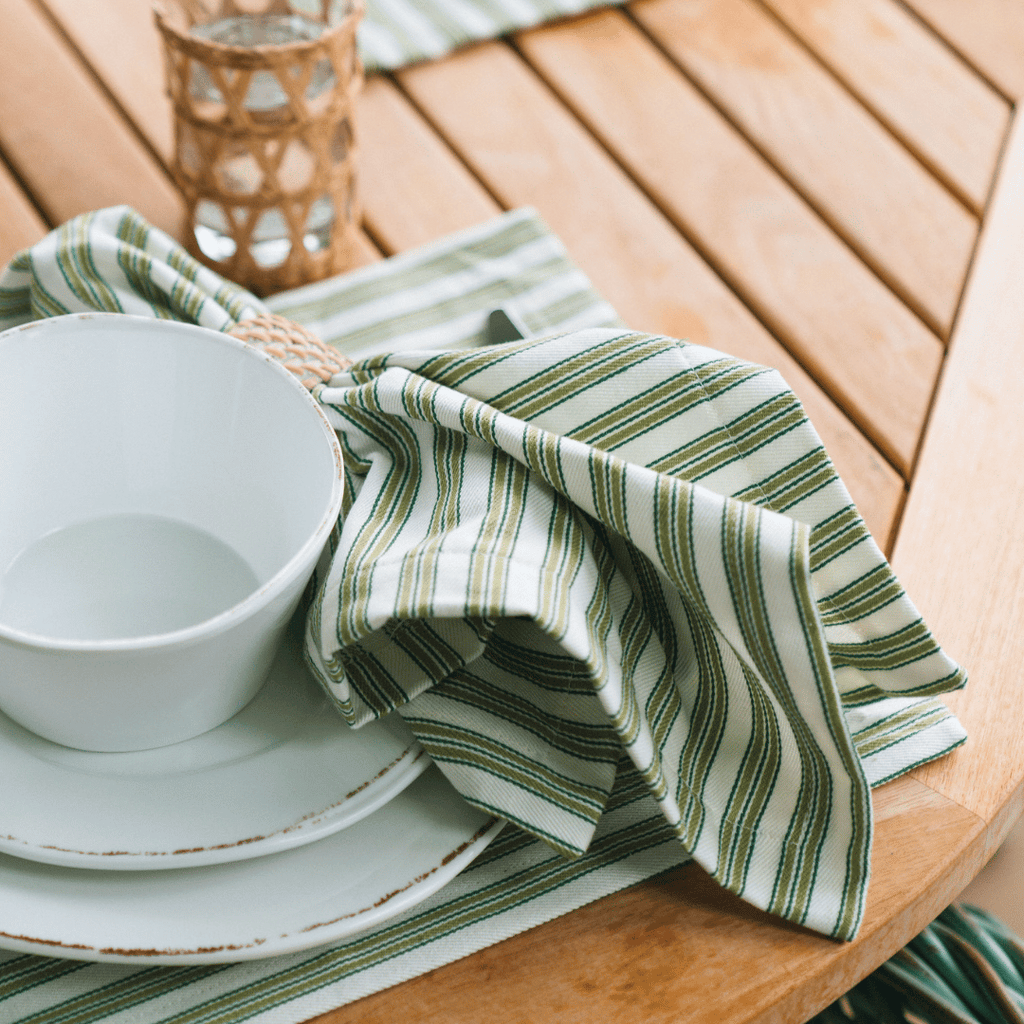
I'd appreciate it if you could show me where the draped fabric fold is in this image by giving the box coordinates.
[0,206,264,332]
[0,206,967,943]
[302,333,965,939]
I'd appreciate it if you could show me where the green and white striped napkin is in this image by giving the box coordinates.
[358,0,610,71]
[0,206,966,1022]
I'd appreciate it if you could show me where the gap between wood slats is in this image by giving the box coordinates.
[754,0,1011,216]
[624,0,976,341]
[897,0,1023,102]
[883,103,1016,542]
[505,13,939,474]
[892,105,1024,829]
[0,154,49,265]
[390,40,906,542]
[27,0,171,179]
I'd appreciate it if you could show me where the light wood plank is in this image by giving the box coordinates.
[358,77,502,254]
[0,159,48,267]
[392,42,903,542]
[630,0,977,336]
[892,107,1024,834]
[512,12,941,474]
[904,0,1024,101]
[762,0,1010,214]
[308,776,986,1024]
[37,0,175,162]
[0,0,183,237]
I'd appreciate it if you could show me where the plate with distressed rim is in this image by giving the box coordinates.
[0,628,429,869]
[0,766,503,964]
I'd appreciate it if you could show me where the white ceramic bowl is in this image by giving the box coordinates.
[0,313,343,752]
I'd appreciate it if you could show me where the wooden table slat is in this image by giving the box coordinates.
[904,0,1024,101]
[511,11,941,474]
[37,0,175,162]
[629,0,978,337]
[762,0,1011,214]
[892,107,1024,833]
[359,77,503,255]
[0,0,183,237]
[0,157,48,266]
[390,41,905,542]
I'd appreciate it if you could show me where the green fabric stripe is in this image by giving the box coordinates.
[405,719,611,817]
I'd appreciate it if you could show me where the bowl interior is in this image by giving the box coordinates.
[0,315,341,643]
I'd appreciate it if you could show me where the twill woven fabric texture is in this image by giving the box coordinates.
[0,206,967,1024]
[303,327,965,940]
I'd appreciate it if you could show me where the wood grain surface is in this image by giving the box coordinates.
[892,108,1024,839]
[1,0,1022,1020]
[0,0,182,235]
[0,159,46,267]
[763,0,1009,213]
[904,0,1024,100]
[629,0,977,337]
[512,11,941,473]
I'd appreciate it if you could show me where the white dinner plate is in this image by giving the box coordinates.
[0,766,503,964]
[0,627,428,869]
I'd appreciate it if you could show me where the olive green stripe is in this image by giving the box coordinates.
[790,534,870,939]
[849,698,947,743]
[655,396,805,483]
[381,617,469,682]
[407,720,610,813]
[53,222,116,317]
[809,508,870,572]
[534,497,585,643]
[737,450,836,514]
[150,811,677,1024]
[782,533,858,934]
[721,507,798,899]
[0,957,90,1002]
[577,518,617,697]
[337,643,416,713]
[829,639,936,671]
[675,609,731,850]
[818,568,905,625]
[316,400,425,648]
[428,670,622,760]
[572,360,751,452]
[854,706,950,757]
[13,967,235,1024]
[271,216,551,326]
[718,664,782,893]
[408,426,468,614]
[431,331,657,413]
[581,359,769,453]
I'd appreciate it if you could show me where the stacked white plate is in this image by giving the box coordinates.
[0,628,502,965]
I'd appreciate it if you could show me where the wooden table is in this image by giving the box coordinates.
[3,1,1024,1020]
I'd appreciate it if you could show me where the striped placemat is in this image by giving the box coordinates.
[359,0,610,71]
[0,206,966,1023]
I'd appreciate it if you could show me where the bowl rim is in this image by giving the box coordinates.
[0,312,344,653]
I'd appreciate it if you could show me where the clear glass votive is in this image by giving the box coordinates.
[154,0,364,295]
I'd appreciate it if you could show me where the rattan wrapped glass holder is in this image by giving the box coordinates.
[154,0,364,296]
